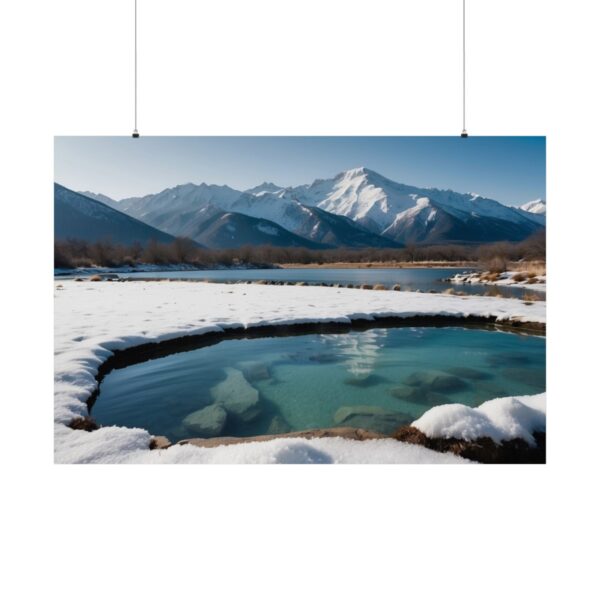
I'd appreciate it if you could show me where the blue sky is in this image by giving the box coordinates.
[54,136,545,206]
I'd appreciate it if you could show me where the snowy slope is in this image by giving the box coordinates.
[54,280,545,464]
[230,190,397,247]
[520,198,546,216]
[55,184,176,245]
[186,211,326,249]
[78,190,121,210]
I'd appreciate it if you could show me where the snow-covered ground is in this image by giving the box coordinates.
[54,280,546,464]
[448,270,546,292]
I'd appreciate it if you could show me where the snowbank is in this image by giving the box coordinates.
[449,271,546,292]
[55,424,469,464]
[412,393,546,445]
[54,280,545,463]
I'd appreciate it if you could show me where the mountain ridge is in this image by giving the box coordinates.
[76,167,545,248]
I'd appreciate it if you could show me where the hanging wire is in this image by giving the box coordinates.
[132,0,139,137]
[461,0,468,137]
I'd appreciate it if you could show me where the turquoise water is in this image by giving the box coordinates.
[121,268,543,300]
[92,327,546,441]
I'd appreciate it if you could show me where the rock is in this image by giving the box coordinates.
[333,405,412,434]
[210,368,262,422]
[444,366,490,380]
[182,404,227,437]
[429,374,468,393]
[404,371,467,393]
[68,416,99,431]
[266,415,292,435]
[238,360,271,382]
[149,436,171,450]
[393,427,546,464]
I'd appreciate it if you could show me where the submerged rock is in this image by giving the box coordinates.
[429,374,468,393]
[266,415,292,435]
[444,366,490,380]
[210,368,262,422]
[238,360,271,382]
[404,371,467,393]
[333,405,412,434]
[182,404,227,437]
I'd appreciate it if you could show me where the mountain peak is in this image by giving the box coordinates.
[340,166,374,179]
[520,198,546,214]
[245,181,284,195]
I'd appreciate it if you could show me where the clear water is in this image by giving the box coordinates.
[92,327,546,441]
[121,268,543,300]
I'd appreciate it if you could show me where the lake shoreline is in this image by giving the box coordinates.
[277,261,479,269]
[152,425,545,464]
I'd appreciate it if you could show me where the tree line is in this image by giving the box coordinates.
[55,230,545,270]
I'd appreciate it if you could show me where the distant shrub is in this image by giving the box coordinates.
[485,257,507,273]
[373,284,386,290]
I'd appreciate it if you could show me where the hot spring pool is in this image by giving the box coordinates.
[92,326,546,442]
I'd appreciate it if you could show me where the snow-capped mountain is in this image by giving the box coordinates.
[290,167,544,243]
[78,167,545,248]
[520,198,546,215]
[108,181,397,248]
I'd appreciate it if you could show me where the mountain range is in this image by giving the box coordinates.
[56,167,545,248]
